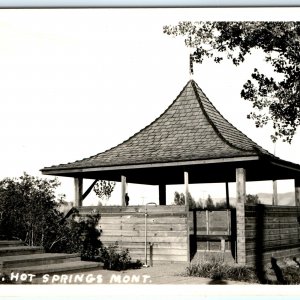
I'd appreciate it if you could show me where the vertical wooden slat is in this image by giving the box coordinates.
[121,175,126,207]
[74,177,83,207]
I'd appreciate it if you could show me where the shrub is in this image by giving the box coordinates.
[47,212,102,262]
[100,244,142,271]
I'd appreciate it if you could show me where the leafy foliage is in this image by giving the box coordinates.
[246,194,261,205]
[0,174,103,262]
[173,191,200,208]
[93,180,116,201]
[0,173,61,245]
[164,21,300,142]
[100,244,142,271]
[48,212,102,261]
[205,194,214,210]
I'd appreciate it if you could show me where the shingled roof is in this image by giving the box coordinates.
[42,79,275,174]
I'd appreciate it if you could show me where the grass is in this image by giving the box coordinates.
[186,254,300,284]
[186,255,259,283]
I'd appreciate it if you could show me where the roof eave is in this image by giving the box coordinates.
[41,155,261,176]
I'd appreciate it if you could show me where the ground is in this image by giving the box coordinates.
[31,262,248,285]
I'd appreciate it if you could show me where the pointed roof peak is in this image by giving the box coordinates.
[42,79,273,172]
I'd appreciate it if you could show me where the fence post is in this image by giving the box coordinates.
[236,168,246,265]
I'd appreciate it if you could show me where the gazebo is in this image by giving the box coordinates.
[42,80,300,265]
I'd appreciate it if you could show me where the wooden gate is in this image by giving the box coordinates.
[188,209,236,260]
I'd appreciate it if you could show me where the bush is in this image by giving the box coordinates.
[100,244,142,271]
[47,212,102,262]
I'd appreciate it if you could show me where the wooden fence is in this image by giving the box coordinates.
[78,205,189,265]
[245,205,300,264]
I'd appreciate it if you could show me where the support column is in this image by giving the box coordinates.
[74,177,83,207]
[184,171,190,262]
[295,178,300,206]
[121,175,126,207]
[225,182,230,209]
[184,171,189,208]
[236,168,246,265]
[272,180,278,206]
[159,184,166,205]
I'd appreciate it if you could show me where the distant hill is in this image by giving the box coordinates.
[213,192,295,206]
[257,192,295,206]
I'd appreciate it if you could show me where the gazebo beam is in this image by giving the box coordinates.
[74,177,83,207]
[82,179,98,201]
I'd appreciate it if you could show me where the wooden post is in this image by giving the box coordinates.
[159,184,166,205]
[225,182,230,208]
[184,171,189,208]
[236,168,246,265]
[295,178,300,206]
[74,177,83,207]
[272,180,278,206]
[184,171,190,262]
[121,175,126,207]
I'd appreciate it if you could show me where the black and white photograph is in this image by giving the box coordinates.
[1,4,300,298]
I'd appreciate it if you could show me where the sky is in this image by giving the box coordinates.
[1,7,300,206]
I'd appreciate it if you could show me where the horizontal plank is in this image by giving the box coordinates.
[245,217,298,224]
[245,223,299,230]
[122,224,187,231]
[130,255,188,263]
[98,224,122,230]
[245,222,299,230]
[100,242,187,251]
[99,217,187,225]
[189,226,230,231]
[128,248,187,256]
[116,242,187,250]
[101,230,187,237]
[120,218,187,224]
[100,236,188,243]
[246,239,300,251]
[79,205,186,213]
[245,228,299,237]
[99,223,187,231]
[246,232,300,242]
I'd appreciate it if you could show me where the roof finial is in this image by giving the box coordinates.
[189,53,194,79]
